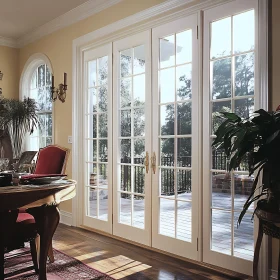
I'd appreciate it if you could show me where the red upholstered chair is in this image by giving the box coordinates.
[18,145,70,263]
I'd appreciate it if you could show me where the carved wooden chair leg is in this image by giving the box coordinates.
[30,239,39,273]
[48,242,54,263]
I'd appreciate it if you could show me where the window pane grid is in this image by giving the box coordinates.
[159,29,192,241]
[86,56,109,221]
[209,10,255,260]
[28,64,53,150]
[118,45,146,228]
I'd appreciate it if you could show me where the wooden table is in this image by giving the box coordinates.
[0,179,76,280]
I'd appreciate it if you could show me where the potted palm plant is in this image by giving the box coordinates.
[212,109,280,225]
[0,97,40,160]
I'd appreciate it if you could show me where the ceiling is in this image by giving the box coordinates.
[0,0,96,39]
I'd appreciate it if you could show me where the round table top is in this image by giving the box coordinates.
[0,179,76,211]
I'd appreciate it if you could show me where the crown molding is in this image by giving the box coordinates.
[73,0,232,49]
[17,0,122,48]
[0,36,18,48]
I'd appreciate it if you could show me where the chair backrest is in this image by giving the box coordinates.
[33,145,70,174]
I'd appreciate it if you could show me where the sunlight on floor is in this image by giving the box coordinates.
[84,255,151,279]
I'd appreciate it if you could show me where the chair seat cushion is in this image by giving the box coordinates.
[16,212,35,224]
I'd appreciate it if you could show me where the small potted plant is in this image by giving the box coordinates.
[212,109,280,225]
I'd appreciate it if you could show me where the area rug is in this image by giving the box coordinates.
[4,247,114,280]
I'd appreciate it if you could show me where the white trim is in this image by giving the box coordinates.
[17,0,122,47]
[73,0,233,49]
[0,36,18,48]
[270,269,278,280]
[59,210,73,226]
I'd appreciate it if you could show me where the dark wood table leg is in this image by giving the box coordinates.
[253,220,263,280]
[27,205,60,280]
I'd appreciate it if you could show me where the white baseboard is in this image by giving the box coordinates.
[270,269,277,280]
[59,210,72,226]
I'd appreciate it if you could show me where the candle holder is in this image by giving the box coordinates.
[51,73,67,103]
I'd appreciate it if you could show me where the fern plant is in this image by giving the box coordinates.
[212,109,280,225]
[0,97,40,159]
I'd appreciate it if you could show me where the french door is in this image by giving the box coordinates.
[203,0,258,275]
[151,15,199,260]
[113,31,152,246]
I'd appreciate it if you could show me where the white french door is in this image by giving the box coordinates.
[113,31,152,246]
[83,43,113,234]
[203,0,258,275]
[151,14,199,260]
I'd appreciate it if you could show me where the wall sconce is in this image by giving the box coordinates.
[0,71,3,81]
[51,73,67,102]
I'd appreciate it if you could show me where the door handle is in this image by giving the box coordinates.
[151,152,156,174]
[144,151,149,174]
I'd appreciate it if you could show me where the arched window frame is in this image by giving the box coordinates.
[20,53,54,151]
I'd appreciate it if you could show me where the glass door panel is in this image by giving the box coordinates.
[83,44,112,234]
[113,31,152,246]
[203,1,258,275]
[152,15,199,261]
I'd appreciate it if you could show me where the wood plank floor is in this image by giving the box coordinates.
[53,224,252,280]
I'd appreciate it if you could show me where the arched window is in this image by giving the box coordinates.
[20,54,53,151]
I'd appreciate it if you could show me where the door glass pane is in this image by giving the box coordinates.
[212,209,231,255]
[120,193,131,225]
[177,170,192,200]
[161,105,175,135]
[176,64,192,100]
[212,172,231,210]
[177,103,192,135]
[211,58,232,100]
[99,189,108,221]
[176,30,192,64]
[160,68,175,103]
[234,212,254,260]
[211,17,231,59]
[121,49,132,77]
[160,198,175,237]
[233,10,255,54]
[89,188,97,218]
[177,201,191,242]
[160,35,175,68]
[133,196,145,229]
[134,45,145,75]
[235,53,254,97]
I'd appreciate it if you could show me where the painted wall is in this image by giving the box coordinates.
[0,46,19,100]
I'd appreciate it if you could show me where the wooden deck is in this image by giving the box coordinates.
[89,192,254,261]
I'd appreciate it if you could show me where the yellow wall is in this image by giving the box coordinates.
[271,0,279,271]
[0,46,19,100]
[19,0,167,212]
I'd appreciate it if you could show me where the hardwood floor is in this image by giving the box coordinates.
[52,224,251,280]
